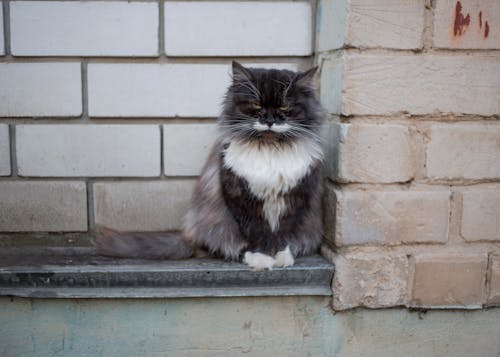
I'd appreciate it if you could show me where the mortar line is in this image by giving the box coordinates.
[2,0,11,56]
[81,60,89,120]
[160,124,165,178]
[8,123,18,177]
[86,179,95,231]
[310,0,318,68]
[158,0,165,58]
[422,0,435,51]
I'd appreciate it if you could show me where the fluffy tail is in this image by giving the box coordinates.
[94,226,193,260]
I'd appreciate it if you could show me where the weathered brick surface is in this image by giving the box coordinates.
[433,0,500,49]
[164,2,311,56]
[329,123,415,183]
[0,181,87,232]
[88,63,297,118]
[163,124,218,176]
[0,6,4,55]
[10,1,158,56]
[328,186,450,246]
[332,251,409,310]
[488,255,500,305]
[16,125,160,177]
[410,253,488,308]
[93,180,196,231]
[0,124,10,176]
[0,63,82,117]
[317,0,424,51]
[321,54,500,116]
[460,186,500,242]
[426,123,500,180]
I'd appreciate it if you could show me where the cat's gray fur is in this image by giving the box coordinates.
[96,61,326,268]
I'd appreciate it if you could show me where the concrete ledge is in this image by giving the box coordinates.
[0,249,334,298]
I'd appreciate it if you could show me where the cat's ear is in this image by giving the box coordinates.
[295,66,319,89]
[232,61,253,83]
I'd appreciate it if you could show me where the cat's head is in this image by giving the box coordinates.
[220,61,325,143]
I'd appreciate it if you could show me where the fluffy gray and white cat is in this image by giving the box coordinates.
[96,61,326,270]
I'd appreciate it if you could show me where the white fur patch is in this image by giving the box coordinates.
[223,138,323,231]
[243,251,275,271]
[253,122,292,133]
[274,246,294,267]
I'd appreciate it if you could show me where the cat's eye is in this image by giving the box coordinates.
[252,103,262,110]
[279,105,289,111]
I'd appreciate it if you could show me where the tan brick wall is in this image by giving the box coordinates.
[319,0,500,310]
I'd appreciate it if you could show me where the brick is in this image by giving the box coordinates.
[0,181,87,232]
[317,0,424,51]
[328,187,450,246]
[488,255,500,305]
[10,1,158,56]
[16,125,160,177]
[321,54,500,116]
[332,251,408,310]
[0,6,4,55]
[426,124,500,180]
[0,63,82,117]
[460,187,500,242]
[329,123,415,183]
[164,2,311,56]
[410,253,488,308]
[0,124,10,176]
[88,63,298,118]
[434,0,500,49]
[163,123,218,176]
[93,180,196,231]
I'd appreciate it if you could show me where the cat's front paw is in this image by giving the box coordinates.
[243,251,275,271]
[274,246,294,267]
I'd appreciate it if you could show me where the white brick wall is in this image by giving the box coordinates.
[329,123,415,183]
[433,0,500,49]
[163,123,218,176]
[317,0,424,51]
[10,1,159,56]
[0,124,11,176]
[460,186,500,242]
[0,181,87,232]
[93,181,196,231]
[328,186,450,246]
[426,124,500,180]
[0,0,307,236]
[321,54,500,116]
[16,125,161,177]
[0,63,82,117]
[164,2,312,56]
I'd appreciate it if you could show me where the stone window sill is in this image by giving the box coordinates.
[0,247,334,298]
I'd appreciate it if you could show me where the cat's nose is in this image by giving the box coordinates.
[260,114,275,127]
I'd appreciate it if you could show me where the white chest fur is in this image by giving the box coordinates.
[223,139,323,232]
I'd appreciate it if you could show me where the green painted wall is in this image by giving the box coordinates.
[1,297,499,357]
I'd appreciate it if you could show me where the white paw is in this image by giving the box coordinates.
[243,251,275,271]
[274,246,294,268]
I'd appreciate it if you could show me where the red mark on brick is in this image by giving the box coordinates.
[479,11,482,28]
[484,21,490,38]
[454,1,471,36]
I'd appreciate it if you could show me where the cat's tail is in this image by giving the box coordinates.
[94,226,193,260]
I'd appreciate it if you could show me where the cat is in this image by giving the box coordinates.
[95,61,326,270]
